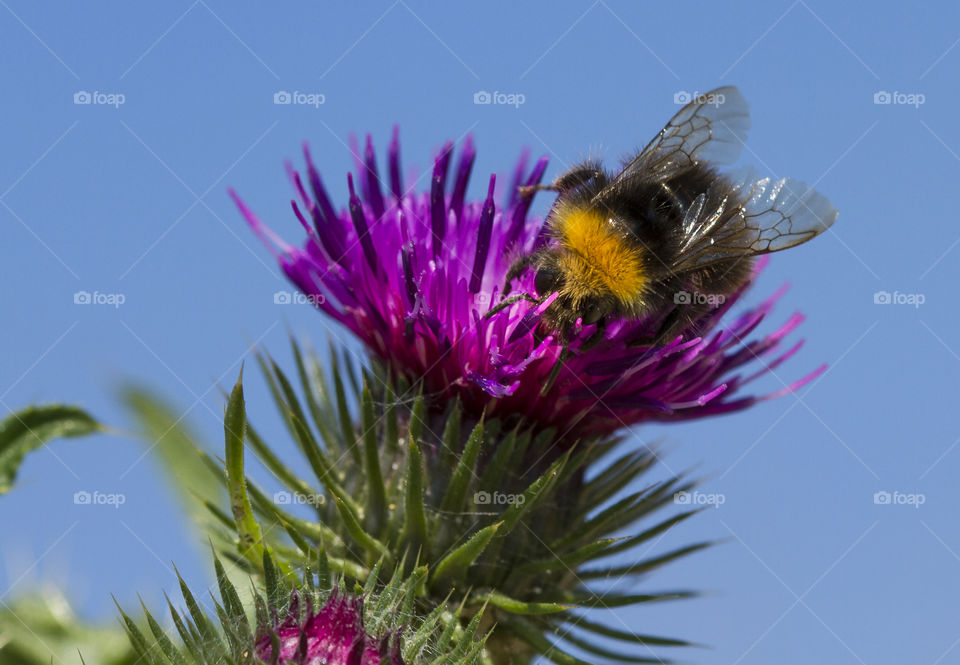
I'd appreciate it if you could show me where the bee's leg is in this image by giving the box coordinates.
[540,343,570,396]
[627,306,687,348]
[502,254,536,296]
[578,317,608,352]
[484,292,540,318]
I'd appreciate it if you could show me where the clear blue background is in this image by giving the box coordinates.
[0,2,957,664]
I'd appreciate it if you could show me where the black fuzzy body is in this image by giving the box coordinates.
[513,159,755,342]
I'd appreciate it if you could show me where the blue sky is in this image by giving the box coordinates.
[1,2,958,664]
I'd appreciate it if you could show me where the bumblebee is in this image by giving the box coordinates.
[490,86,838,345]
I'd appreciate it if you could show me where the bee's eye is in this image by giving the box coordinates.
[534,267,561,295]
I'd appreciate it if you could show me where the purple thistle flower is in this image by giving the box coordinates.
[232,130,824,440]
[256,590,402,665]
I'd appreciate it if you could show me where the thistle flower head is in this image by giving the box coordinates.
[256,590,402,665]
[232,130,823,439]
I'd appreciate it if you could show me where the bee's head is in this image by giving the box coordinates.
[533,264,562,296]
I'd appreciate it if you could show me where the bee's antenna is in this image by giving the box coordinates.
[484,293,541,318]
[517,183,559,197]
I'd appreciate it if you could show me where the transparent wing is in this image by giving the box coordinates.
[673,168,838,271]
[598,87,750,198]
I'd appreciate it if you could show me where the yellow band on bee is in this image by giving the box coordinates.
[554,207,647,304]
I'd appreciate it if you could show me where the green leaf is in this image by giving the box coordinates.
[361,382,387,534]
[223,369,263,562]
[174,565,223,652]
[331,349,362,466]
[0,405,100,494]
[555,479,676,551]
[561,614,696,647]
[476,424,518,492]
[578,542,714,579]
[316,547,331,590]
[559,590,696,608]
[478,591,574,615]
[580,449,655,510]
[283,407,361,517]
[432,521,502,583]
[439,417,484,515]
[400,437,428,557]
[290,337,340,454]
[114,599,151,660]
[596,508,701,560]
[408,392,426,445]
[2,591,137,665]
[513,537,629,576]
[439,398,462,476]
[212,551,250,637]
[363,558,385,599]
[166,594,201,658]
[140,598,189,665]
[400,446,429,560]
[333,496,393,564]
[498,447,570,536]
[402,595,450,662]
[269,358,309,435]
[263,550,282,612]
[245,422,314,498]
[502,616,592,665]
[554,628,670,664]
[382,378,400,459]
